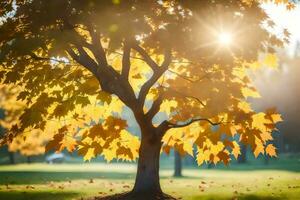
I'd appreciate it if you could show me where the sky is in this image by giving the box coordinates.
[263,2,300,55]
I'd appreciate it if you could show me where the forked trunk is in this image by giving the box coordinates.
[132,135,162,194]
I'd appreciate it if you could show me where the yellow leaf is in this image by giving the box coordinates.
[232,141,241,159]
[271,114,283,123]
[260,131,273,143]
[263,54,278,69]
[83,148,95,161]
[241,87,261,98]
[254,138,264,158]
[252,112,269,132]
[102,149,116,162]
[265,144,277,157]
[196,149,210,165]
[183,141,194,157]
[248,61,261,70]
[96,91,112,104]
[60,135,77,152]
[238,101,252,113]
[160,100,178,115]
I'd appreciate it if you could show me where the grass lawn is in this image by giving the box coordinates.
[0,163,300,200]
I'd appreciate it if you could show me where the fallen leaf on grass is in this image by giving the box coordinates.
[26,185,35,189]
[98,192,106,195]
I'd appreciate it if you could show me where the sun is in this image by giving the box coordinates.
[218,32,232,45]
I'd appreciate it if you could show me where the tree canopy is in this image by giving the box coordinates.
[0,0,288,165]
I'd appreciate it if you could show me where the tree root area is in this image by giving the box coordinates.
[89,192,178,200]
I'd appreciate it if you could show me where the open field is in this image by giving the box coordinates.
[0,163,300,200]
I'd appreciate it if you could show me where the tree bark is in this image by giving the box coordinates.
[237,144,247,164]
[132,134,162,195]
[27,156,32,164]
[9,152,15,164]
[173,150,182,177]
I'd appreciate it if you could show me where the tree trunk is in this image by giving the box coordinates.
[132,135,162,195]
[173,150,182,177]
[9,152,15,164]
[264,155,269,165]
[27,156,31,164]
[237,144,247,164]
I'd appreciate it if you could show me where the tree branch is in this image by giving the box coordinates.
[145,92,164,120]
[29,53,70,64]
[161,86,206,107]
[66,46,98,76]
[121,40,131,78]
[157,117,223,136]
[168,118,222,128]
[86,25,108,67]
[167,69,210,83]
[138,47,171,107]
[132,43,158,70]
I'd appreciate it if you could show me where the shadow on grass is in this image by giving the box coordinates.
[238,195,287,200]
[0,171,135,185]
[194,194,286,200]
[0,171,212,185]
[0,191,79,200]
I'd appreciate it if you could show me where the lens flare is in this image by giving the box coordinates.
[218,32,232,45]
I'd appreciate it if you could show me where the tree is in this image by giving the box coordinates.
[0,85,52,163]
[0,0,290,199]
[8,129,51,163]
[174,150,182,177]
[237,143,247,164]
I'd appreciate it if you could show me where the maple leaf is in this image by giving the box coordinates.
[252,112,269,132]
[96,91,112,104]
[45,133,64,152]
[238,101,252,113]
[84,148,96,161]
[59,135,77,152]
[231,141,241,159]
[253,138,264,158]
[89,124,106,139]
[263,54,278,69]
[241,87,261,98]
[217,151,230,165]
[265,144,277,157]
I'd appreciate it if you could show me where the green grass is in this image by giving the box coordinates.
[0,163,300,200]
